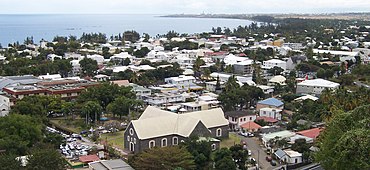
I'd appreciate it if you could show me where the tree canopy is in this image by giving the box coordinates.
[129,146,196,170]
[315,105,370,169]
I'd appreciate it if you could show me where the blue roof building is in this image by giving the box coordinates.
[257,98,284,110]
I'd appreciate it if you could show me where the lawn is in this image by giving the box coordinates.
[220,133,243,148]
[49,119,87,134]
[100,131,125,150]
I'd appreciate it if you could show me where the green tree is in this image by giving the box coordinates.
[27,147,67,170]
[230,144,249,170]
[129,146,196,170]
[79,58,98,77]
[81,101,102,124]
[0,114,43,155]
[183,136,212,169]
[0,154,22,170]
[268,66,284,75]
[315,105,370,170]
[54,59,72,78]
[214,148,237,170]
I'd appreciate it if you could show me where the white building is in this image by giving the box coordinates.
[87,54,105,65]
[263,59,287,71]
[225,110,257,131]
[274,149,303,164]
[313,49,359,62]
[259,108,282,120]
[296,79,340,96]
[165,75,196,89]
[0,94,11,117]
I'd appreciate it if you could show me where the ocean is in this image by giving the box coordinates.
[0,14,253,46]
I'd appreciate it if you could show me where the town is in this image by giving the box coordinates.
[0,15,369,170]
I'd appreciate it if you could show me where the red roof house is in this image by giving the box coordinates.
[79,155,100,163]
[241,121,262,132]
[256,116,278,123]
[297,127,323,139]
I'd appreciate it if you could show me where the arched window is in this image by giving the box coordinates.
[129,128,134,135]
[173,137,178,145]
[216,128,222,137]
[161,138,167,147]
[211,144,216,150]
[149,140,155,148]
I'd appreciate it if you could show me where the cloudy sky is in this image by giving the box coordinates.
[1,0,369,14]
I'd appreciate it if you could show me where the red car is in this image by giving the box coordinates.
[265,156,272,162]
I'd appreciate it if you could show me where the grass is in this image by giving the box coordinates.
[49,119,87,134]
[220,133,242,148]
[100,131,125,150]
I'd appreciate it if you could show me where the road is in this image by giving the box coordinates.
[241,135,276,170]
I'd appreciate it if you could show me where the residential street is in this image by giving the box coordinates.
[240,135,276,170]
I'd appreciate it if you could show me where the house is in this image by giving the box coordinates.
[263,59,287,71]
[79,155,100,164]
[88,159,134,170]
[233,59,255,74]
[0,94,11,116]
[297,127,323,140]
[240,121,262,132]
[124,106,229,153]
[274,149,303,164]
[296,79,340,96]
[110,80,130,87]
[205,81,225,92]
[256,116,278,125]
[144,93,184,106]
[130,83,151,99]
[257,85,274,96]
[313,49,358,62]
[286,55,307,71]
[164,75,196,90]
[256,98,284,111]
[268,75,286,86]
[294,94,319,102]
[261,130,296,147]
[259,108,283,120]
[225,110,257,131]
[289,134,314,144]
[180,100,219,112]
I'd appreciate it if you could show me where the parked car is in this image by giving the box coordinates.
[270,160,277,166]
[265,156,272,162]
[248,150,252,156]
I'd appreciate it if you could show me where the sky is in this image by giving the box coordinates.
[0,0,369,14]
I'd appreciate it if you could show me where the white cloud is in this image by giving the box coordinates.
[0,0,369,14]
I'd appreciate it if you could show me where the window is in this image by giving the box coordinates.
[134,138,136,144]
[127,136,130,142]
[129,128,134,135]
[211,144,216,150]
[173,137,178,145]
[250,117,252,120]
[216,128,222,137]
[295,158,298,163]
[149,140,155,148]
[244,118,246,121]
[161,138,167,147]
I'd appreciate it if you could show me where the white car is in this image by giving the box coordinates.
[248,150,252,156]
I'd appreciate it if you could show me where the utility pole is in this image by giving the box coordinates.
[257,150,260,170]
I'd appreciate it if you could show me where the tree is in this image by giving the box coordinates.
[182,136,212,169]
[133,47,150,58]
[315,105,370,169]
[81,101,102,124]
[230,144,249,170]
[54,59,72,78]
[123,57,131,66]
[129,146,196,170]
[268,66,284,75]
[79,58,98,77]
[0,114,43,155]
[78,82,136,109]
[0,154,22,170]
[193,57,205,78]
[107,96,133,119]
[214,148,237,170]
[27,147,67,170]
[61,101,75,120]
[123,30,140,43]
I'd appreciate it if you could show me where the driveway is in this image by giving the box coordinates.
[241,136,276,170]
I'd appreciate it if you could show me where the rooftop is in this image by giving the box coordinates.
[297,127,323,139]
[258,98,284,107]
[297,79,340,88]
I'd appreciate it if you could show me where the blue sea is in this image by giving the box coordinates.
[0,14,253,46]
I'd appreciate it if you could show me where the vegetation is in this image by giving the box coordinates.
[218,76,264,111]
[129,146,196,170]
[315,105,370,169]
[79,57,98,76]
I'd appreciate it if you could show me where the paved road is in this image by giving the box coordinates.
[241,135,276,170]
